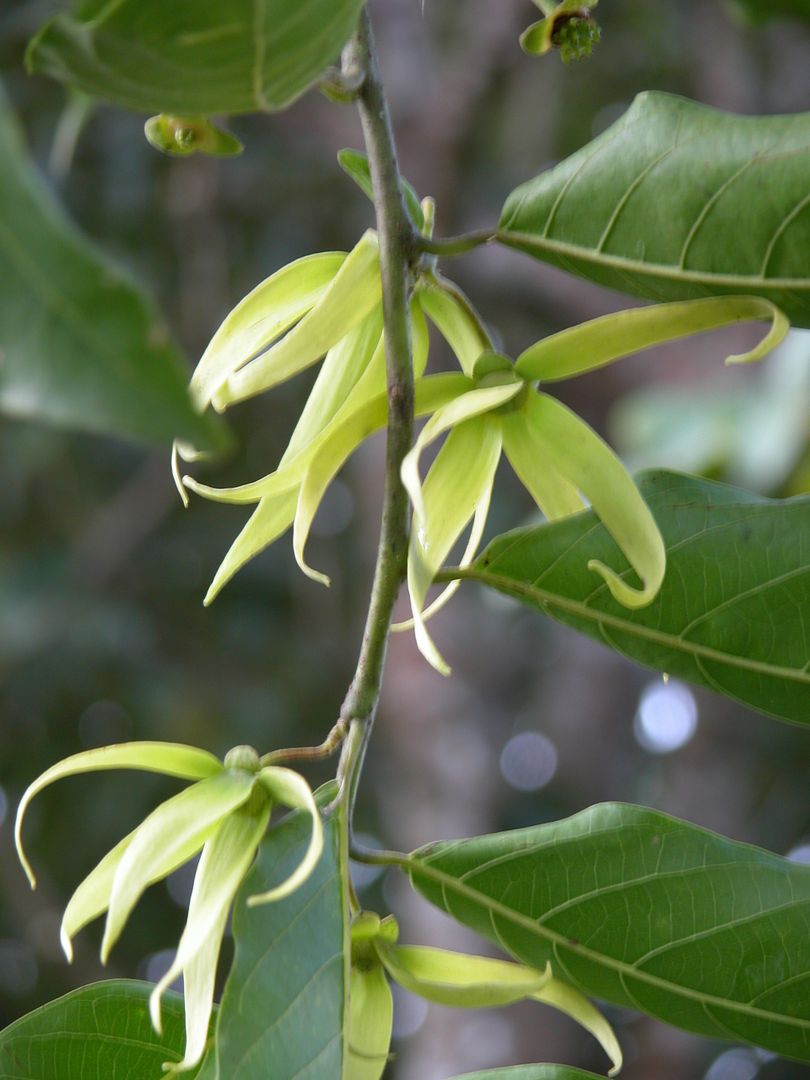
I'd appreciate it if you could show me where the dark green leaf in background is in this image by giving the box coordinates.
[499,92,810,326]
[27,0,366,116]
[449,470,810,724]
[210,801,346,1079]
[408,803,810,1063]
[729,0,810,24]
[0,85,225,450]
[0,980,200,1079]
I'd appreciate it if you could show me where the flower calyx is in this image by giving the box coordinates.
[521,1,601,62]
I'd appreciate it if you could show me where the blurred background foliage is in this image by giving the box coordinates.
[1,2,809,1078]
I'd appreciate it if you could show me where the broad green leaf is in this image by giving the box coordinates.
[499,92,810,326]
[15,742,222,886]
[0,85,222,450]
[450,470,810,724]
[211,802,346,1079]
[0,980,202,1079]
[407,802,810,1062]
[27,0,366,116]
[450,1070,610,1080]
[338,148,426,231]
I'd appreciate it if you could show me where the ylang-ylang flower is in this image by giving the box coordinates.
[15,742,322,1073]
[175,223,787,674]
[347,910,623,1080]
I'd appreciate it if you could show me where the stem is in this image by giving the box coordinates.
[337,8,417,814]
[417,228,496,257]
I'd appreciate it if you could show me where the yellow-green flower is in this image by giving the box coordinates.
[347,911,622,1080]
[397,292,788,673]
[15,742,322,1073]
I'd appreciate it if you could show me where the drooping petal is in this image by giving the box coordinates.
[60,830,135,961]
[407,415,502,674]
[188,251,345,413]
[375,943,550,1008]
[282,304,384,463]
[102,770,258,961]
[501,407,585,520]
[218,230,383,409]
[347,962,394,1080]
[531,975,623,1077]
[527,392,666,607]
[391,475,490,633]
[515,296,789,383]
[401,382,521,525]
[15,742,222,887]
[149,799,272,1050]
[203,488,298,605]
[166,903,228,1073]
[248,767,323,905]
[181,321,390,511]
[293,373,473,585]
[417,275,492,376]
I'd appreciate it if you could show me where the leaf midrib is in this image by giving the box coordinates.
[406,856,810,1033]
[445,568,810,687]
[497,229,810,291]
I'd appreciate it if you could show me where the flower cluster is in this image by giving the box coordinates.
[15,742,322,1072]
[175,210,786,673]
[347,911,622,1080]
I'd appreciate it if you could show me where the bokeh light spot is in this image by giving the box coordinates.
[500,732,558,793]
[634,680,698,754]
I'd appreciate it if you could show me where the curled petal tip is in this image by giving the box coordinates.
[149,985,164,1035]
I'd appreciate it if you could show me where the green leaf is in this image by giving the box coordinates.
[449,470,810,725]
[211,801,346,1079]
[0,84,224,450]
[499,92,810,326]
[450,1070,607,1080]
[337,149,426,231]
[26,0,366,116]
[0,980,203,1079]
[407,802,810,1063]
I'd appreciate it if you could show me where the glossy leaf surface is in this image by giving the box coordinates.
[451,470,810,724]
[27,0,366,116]
[211,800,346,1078]
[499,92,810,325]
[408,803,810,1062]
[0,86,223,448]
[0,981,201,1078]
